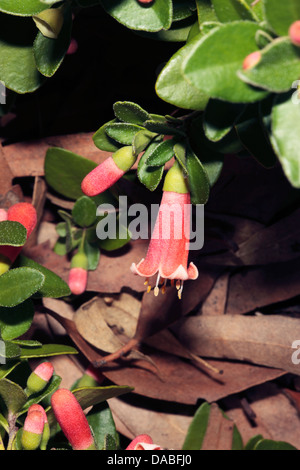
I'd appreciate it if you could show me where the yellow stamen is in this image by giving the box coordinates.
[161,285,166,295]
[154,286,159,297]
[144,280,149,286]
[176,280,181,290]
[147,285,151,293]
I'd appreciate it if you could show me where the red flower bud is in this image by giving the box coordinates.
[27,404,50,451]
[21,410,45,450]
[289,21,300,47]
[68,267,88,295]
[0,203,37,272]
[242,51,261,70]
[26,362,54,394]
[51,389,96,450]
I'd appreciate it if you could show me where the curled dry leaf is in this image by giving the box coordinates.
[172,314,300,376]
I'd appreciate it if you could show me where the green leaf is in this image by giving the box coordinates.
[132,129,158,156]
[204,99,246,142]
[232,424,244,450]
[182,402,211,450]
[0,0,56,16]
[113,101,150,125]
[173,0,196,22]
[137,14,197,43]
[186,146,210,204]
[20,343,77,359]
[146,139,175,166]
[45,147,97,200]
[137,141,164,191]
[0,378,27,414]
[33,6,72,78]
[143,120,185,137]
[14,255,71,298]
[211,0,258,22]
[183,22,268,103]
[0,361,21,380]
[0,299,34,341]
[105,122,144,146]
[189,114,225,185]
[0,268,45,307]
[173,141,188,173]
[0,221,27,247]
[195,0,219,25]
[270,92,300,187]
[84,240,100,270]
[244,434,264,450]
[263,0,300,36]
[238,38,300,93]
[102,434,118,450]
[87,402,119,450]
[155,34,209,110]
[254,439,297,450]
[73,385,133,410]
[72,196,97,228]
[93,119,121,152]
[100,0,173,32]
[0,14,44,93]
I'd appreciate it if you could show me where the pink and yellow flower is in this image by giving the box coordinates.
[131,162,198,299]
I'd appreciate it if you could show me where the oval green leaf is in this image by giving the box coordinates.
[0,221,27,247]
[270,92,300,187]
[146,139,175,166]
[113,101,150,125]
[0,268,45,307]
[155,33,209,110]
[186,146,210,204]
[0,299,35,341]
[105,122,144,146]
[72,196,97,228]
[100,0,173,32]
[183,22,268,103]
[15,255,71,298]
[44,147,97,200]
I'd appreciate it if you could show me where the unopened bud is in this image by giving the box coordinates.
[289,21,300,47]
[21,410,45,450]
[242,51,261,70]
[51,388,96,450]
[27,404,50,450]
[81,146,136,197]
[26,362,54,395]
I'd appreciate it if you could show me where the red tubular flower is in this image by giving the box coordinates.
[126,434,162,450]
[51,388,96,450]
[130,162,198,299]
[81,146,136,197]
[289,21,300,46]
[0,203,37,273]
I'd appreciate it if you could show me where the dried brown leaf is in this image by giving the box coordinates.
[173,314,300,375]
